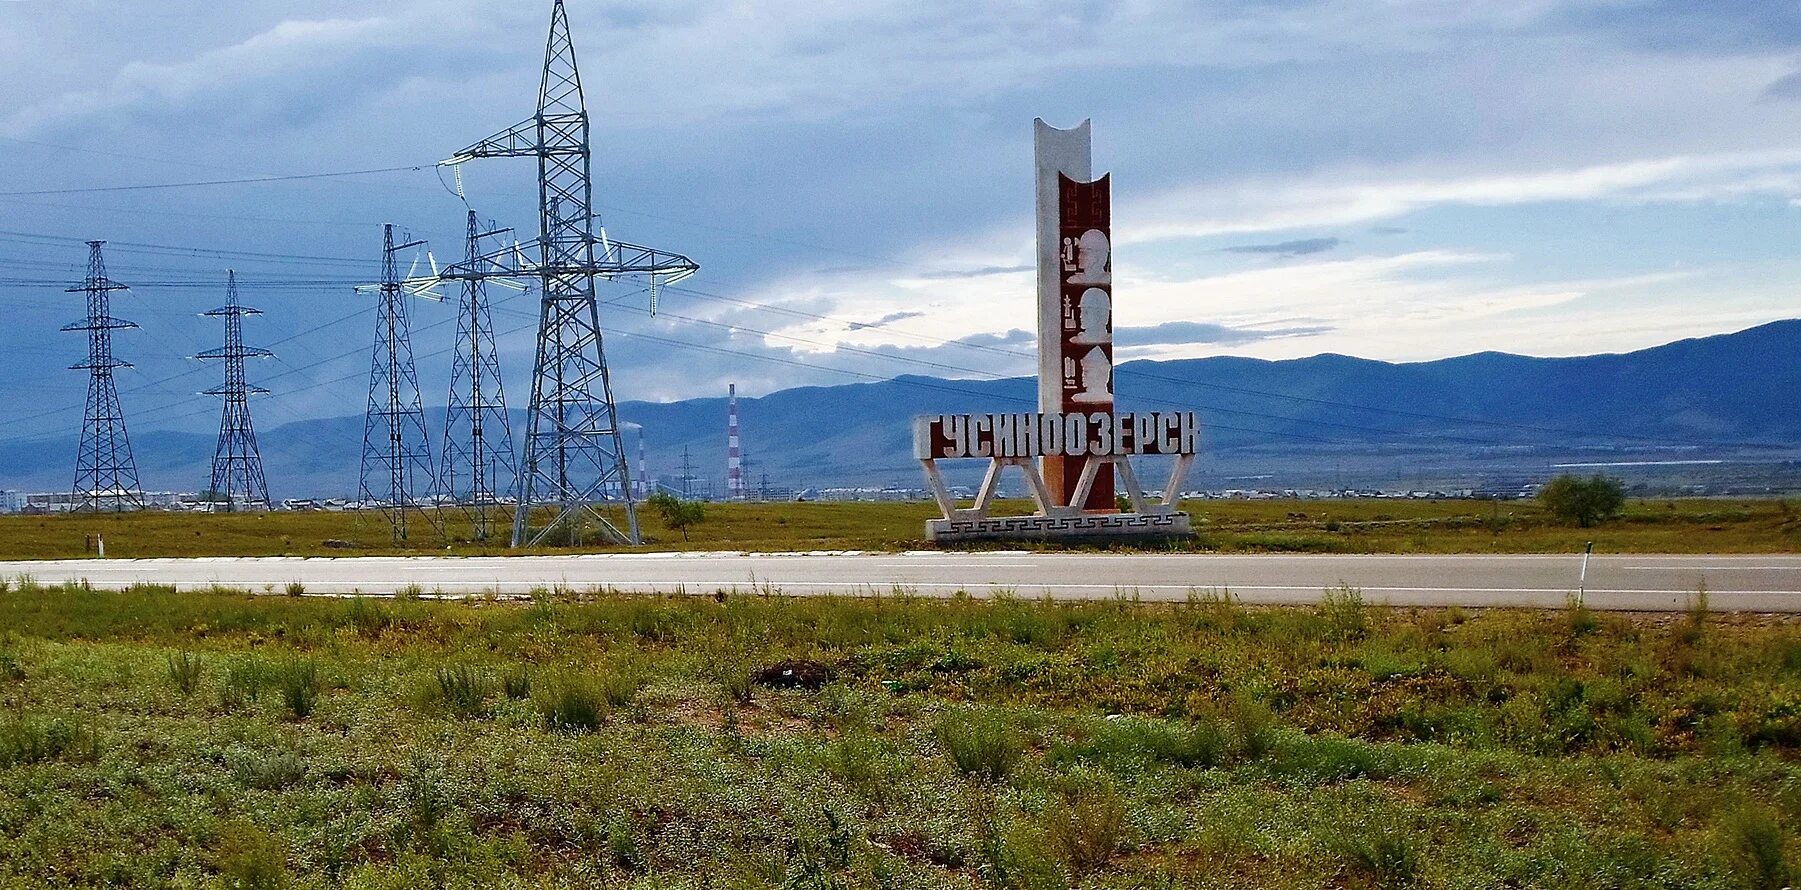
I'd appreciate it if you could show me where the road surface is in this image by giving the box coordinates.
[1,552,1797,610]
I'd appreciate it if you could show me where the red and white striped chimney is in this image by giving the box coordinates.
[636,431,649,499]
[726,384,745,500]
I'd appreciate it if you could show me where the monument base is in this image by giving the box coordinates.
[927,511,1193,544]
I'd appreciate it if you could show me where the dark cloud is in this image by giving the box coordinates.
[1762,71,1801,101]
[915,264,1034,280]
[846,310,925,331]
[1115,321,1332,348]
[1561,0,1801,54]
[1222,237,1340,258]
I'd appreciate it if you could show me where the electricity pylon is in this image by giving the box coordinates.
[65,241,144,512]
[439,210,519,541]
[358,224,442,543]
[198,270,271,511]
[439,0,698,547]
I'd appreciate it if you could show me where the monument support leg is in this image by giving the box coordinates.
[972,459,1005,518]
[1019,459,1055,515]
[922,459,957,518]
[1163,454,1194,508]
[1115,457,1149,515]
[1069,457,1103,513]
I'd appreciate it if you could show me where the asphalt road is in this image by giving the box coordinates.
[1,552,1798,611]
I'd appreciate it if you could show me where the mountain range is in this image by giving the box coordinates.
[2,320,1797,498]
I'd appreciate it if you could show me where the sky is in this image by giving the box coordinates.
[1,0,1800,442]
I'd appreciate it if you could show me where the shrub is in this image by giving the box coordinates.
[277,659,320,719]
[1072,715,1234,769]
[936,707,1025,781]
[1046,779,1128,876]
[0,717,99,766]
[221,658,270,710]
[1678,581,1710,646]
[1334,817,1422,888]
[233,750,306,791]
[216,821,287,890]
[167,650,204,696]
[343,597,392,638]
[599,670,645,710]
[283,581,305,597]
[0,649,24,681]
[1564,598,1600,638]
[1721,805,1791,890]
[1540,474,1626,527]
[647,492,707,541]
[1229,697,1279,761]
[538,676,608,731]
[432,664,489,718]
[501,667,532,700]
[1321,584,1369,641]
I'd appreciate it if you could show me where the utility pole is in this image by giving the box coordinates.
[66,241,143,512]
[439,210,518,541]
[677,446,697,500]
[438,0,699,547]
[358,225,441,543]
[199,270,271,511]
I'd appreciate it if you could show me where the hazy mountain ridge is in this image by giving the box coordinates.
[2,320,1795,497]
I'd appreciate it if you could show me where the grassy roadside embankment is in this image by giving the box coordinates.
[1,582,1797,887]
[0,497,1794,560]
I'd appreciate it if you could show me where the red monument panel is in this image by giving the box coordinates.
[1050,173,1115,510]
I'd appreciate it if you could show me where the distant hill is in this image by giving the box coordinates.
[2,320,1797,497]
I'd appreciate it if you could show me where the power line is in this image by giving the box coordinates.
[0,165,430,198]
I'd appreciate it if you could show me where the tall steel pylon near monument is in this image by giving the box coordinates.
[439,210,519,541]
[359,225,442,543]
[440,0,698,547]
[199,270,271,512]
[65,241,144,512]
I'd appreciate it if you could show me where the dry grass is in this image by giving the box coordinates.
[0,496,1792,559]
[0,582,1796,887]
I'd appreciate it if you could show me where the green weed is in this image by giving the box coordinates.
[276,659,319,719]
[538,675,609,731]
[936,706,1026,781]
[0,716,99,766]
[431,664,490,718]
[166,650,203,696]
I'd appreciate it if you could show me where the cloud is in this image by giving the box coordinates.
[916,264,1034,280]
[1222,237,1341,258]
[1123,148,1801,240]
[1114,321,1333,347]
[846,310,924,331]
[1562,1,1801,55]
[1762,71,1801,101]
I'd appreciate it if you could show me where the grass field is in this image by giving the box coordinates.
[1,583,1798,887]
[0,497,1794,560]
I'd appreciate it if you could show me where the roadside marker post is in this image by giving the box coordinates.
[1577,541,1593,606]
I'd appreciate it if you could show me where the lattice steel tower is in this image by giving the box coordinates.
[439,210,518,540]
[359,225,441,542]
[441,0,698,547]
[65,241,144,512]
[199,270,271,511]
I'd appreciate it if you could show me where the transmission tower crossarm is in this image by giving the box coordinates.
[440,236,699,281]
[440,118,562,164]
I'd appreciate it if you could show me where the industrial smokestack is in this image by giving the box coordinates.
[637,431,649,499]
[726,384,745,501]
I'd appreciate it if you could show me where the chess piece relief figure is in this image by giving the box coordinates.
[1069,287,1110,346]
[1071,346,1112,404]
[1065,229,1111,286]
